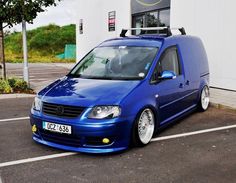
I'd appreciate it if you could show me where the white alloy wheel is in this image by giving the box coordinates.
[201,86,210,111]
[138,109,155,144]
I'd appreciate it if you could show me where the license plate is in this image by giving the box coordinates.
[43,122,72,134]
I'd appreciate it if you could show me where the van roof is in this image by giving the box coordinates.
[99,34,193,48]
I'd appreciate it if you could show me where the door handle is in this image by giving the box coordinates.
[179,83,184,88]
[185,80,190,85]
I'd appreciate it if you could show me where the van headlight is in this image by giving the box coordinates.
[88,106,121,119]
[32,97,42,111]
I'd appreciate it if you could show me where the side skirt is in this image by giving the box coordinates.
[155,105,197,134]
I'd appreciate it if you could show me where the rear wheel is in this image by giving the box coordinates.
[198,86,210,111]
[132,108,155,147]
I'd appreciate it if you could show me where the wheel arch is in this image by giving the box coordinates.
[197,76,210,102]
[132,104,160,134]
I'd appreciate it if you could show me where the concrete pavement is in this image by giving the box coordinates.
[210,88,236,110]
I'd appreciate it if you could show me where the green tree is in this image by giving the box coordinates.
[0,0,61,80]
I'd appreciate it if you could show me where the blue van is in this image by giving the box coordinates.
[30,27,210,153]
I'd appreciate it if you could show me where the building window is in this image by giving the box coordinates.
[133,15,145,34]
[146,11,158,34]
[159,9,170,27]
[132,8,170,35]
[146,11,158,28]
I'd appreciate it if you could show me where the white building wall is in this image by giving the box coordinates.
[171,0,236,91]
[76,0,131,61]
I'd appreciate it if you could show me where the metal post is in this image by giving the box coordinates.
[0,23,6,80]
[22,19,29,86]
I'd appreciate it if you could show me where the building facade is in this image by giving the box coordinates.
[76,0,236,91]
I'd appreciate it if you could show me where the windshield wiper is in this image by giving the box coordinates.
[83,76,114,80]
[85,76,142,80]
[67,74,143,81]
[66,73,82,78]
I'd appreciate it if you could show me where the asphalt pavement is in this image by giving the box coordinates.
[2,63,73,92]
[0,97,236,183]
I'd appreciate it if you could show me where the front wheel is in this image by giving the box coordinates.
[132,108,155,147]
[198,86,210,111]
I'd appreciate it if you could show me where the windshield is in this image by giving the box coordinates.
[69,46,158,80]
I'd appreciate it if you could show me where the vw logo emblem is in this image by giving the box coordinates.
[56,106,64,115]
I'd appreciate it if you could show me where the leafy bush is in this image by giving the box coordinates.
[0,80,12,94]
[12,79,28,91]
[8,78,28,91]
[7,77,17,87]
[0,78,34,94]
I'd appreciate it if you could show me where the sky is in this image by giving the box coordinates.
[11,0,77,32]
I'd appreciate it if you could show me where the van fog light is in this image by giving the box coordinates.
[32,125,37,133]
[102,138,110,144]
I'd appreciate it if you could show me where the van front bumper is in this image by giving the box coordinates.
[30,113,134,154]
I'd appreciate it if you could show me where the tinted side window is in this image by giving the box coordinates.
[158,47,181,75]
[151,46,181,83]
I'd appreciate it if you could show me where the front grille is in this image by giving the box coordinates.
[39,129,81,147]
[42,102,85,118]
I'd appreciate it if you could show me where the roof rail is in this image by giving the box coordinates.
[120,27,186,37]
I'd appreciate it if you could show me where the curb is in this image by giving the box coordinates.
[0,94,35,99]
[210,102,236,112]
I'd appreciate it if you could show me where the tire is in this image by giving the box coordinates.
[131,108,155,147]
[198,86,210,112]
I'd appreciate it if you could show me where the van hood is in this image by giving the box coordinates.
[40,77,140,107]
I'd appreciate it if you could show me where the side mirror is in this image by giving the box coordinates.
[159,71,177,80]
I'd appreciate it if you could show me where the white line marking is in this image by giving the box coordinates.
[0,117,30,122]
[0,152,77,168]
[0,124,236,168]
[151,124,236,142]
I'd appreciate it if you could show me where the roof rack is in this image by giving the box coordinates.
[120,27,186,37]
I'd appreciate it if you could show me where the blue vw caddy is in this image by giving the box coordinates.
[30,27,210,153]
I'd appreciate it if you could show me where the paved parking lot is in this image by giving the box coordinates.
[1,63,73,92]
[0,97,236,183]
